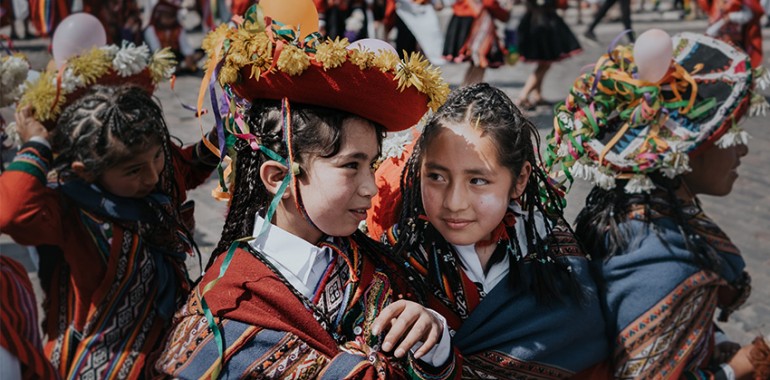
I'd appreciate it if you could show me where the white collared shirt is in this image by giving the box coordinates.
[249,214,451,367]
[454,243,509,295]
[250,215,333,298]
[452,203,549,294]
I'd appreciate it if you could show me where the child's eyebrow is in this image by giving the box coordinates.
[121,162,145,171]
[335,152,370,161]
[424,162,448,171]
[425,162,491,176]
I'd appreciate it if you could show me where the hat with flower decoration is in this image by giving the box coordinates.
[18,43,177,129]
[545,32,768,194]
[198,2,449,203]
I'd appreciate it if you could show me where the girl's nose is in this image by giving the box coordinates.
[442,183,469,212]
[359,169,377,198]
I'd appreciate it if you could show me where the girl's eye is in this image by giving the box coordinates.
[470,178,489,185]
[426,173,445,182]
[343,162,359,170]
[126,168,141,176]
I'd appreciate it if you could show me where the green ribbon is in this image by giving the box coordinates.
[243,4,266,32]
[256,145,291,240]
[686,97,717,119]
[199,240,244,380]
[271,20,324,53]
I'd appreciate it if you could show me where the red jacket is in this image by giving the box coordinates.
[0,140,216,379]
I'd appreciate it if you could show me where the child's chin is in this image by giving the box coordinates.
[321,225,359,238]
[439,230,478,246]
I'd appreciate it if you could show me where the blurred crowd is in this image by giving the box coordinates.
[2,0,767,112]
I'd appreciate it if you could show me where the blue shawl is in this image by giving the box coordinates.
[593,195,749,378]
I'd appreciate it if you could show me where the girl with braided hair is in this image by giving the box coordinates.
[0,85,219,379]
[152,3,460,378]
[376,83,610,379]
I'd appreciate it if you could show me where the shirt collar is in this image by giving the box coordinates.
[453,243,509,294]
[249,214,333,297]
[451,204,549,294]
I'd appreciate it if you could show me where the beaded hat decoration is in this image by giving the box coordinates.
[545,32,768,194]
[198,3,449,201]
[19,43,177,128]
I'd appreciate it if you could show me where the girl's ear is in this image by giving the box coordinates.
[70,161,96,182]
[260,160,291,199]
[510,161,532,200]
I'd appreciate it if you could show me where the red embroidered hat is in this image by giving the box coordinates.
[200,4,449,133]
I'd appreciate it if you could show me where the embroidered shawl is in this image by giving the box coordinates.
[595,194,749,379]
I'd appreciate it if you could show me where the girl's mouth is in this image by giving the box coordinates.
[350,209,368,221]
[444,218,472,229]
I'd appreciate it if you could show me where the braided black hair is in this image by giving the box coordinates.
[50,84,197,256]
[51,85,179,201]
[210,99,385,268]
[575,174,721,272]
[396,83,581,303]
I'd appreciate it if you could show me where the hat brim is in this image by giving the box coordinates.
[231,60,429,132]
[671,32,752,156]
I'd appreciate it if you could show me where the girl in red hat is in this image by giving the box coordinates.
[153,3,460,378]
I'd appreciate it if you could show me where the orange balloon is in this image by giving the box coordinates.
[260,0,320,40]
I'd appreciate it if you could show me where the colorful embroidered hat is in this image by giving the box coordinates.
[200,5,447,132]
[545,32,768,194]
[199,3,449,200]
[18,43,176,129]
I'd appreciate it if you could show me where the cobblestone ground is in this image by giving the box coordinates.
[2,7,768,344]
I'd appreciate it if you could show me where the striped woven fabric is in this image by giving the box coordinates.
[0,256,58,379]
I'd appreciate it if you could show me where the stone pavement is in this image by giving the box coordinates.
[1,7,768,344]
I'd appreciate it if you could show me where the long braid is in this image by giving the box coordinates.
[662,182,720,272]
[575,176,721,272]
[210,139,266,266]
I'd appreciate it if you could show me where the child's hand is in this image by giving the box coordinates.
[15,106,48,143]
[714,341,741,364]
[371,300,444,360]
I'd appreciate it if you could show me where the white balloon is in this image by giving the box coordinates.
[633,29,673,83]
[52,13,107,69]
